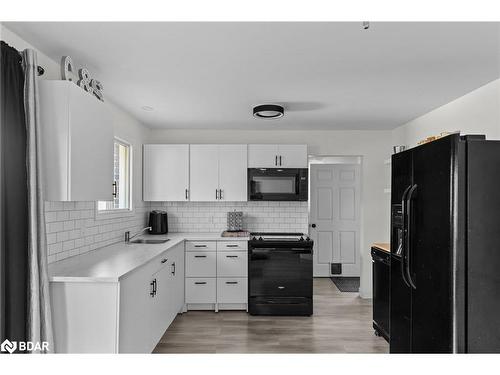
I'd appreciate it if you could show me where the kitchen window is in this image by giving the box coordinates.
[97,139,132,212]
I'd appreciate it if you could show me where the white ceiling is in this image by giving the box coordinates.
[4,22,500,130]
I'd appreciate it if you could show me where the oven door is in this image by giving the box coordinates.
[248,168,308,201]
[248,246,313,298]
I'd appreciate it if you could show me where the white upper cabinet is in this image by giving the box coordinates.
[218,145,247,201]
[39,80,114,201]
[248,144,308,168]
[143,144,189,201]
[277,144,308,168]
[190,144,248,202]
[247,144,279,168]
[190,145,220,201]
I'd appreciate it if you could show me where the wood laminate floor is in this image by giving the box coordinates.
[153,278,389,353]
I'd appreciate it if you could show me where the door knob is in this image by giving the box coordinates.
[311,224,316,228]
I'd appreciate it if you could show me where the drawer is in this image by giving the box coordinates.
[217,251,248,277]
[217,278,247,304]
[185,278,216,304]
[186,251,216,277]
[185,241,216,252]
[217,241,248,252]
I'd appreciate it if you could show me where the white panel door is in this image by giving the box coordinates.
[218,144,248,201]
[69,84,114,201]
[143,144,189,201]
[190,145,219,201]
[310,165,336,276]
[309,164,361,277]
[248,144,279,167]
[278,144,308,168]
[334,165,361,276]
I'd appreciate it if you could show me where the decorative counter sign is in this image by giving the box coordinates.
[61,56,104,102]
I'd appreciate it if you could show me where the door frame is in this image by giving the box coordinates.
[308,155,363,280]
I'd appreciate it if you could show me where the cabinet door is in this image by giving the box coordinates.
[219,144,247,201]
[278,144,308,168]
[119,262,156,353]
[248,144,279,168]
[190,145,219,201]
[143,144,189,201]
[170,243,185,315]
[69,84,114,201]
[150,263,173,349]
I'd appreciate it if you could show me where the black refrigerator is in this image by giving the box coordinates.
[390,133,500,353]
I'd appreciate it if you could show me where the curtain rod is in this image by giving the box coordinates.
[18,51,45,76]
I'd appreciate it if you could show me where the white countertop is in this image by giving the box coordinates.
[48,232,249,283]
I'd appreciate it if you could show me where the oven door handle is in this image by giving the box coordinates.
[249,247,312,254]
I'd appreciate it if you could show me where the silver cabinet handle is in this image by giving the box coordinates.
[194,244,207,248]
[219,189,223,200]
[226,244,238,248]
[161,258,168,264]
[279,155,282,166]
[226,255,238,258]
[275,155,278,166]
[195,281,207,285]
[194,255,207,258]
[278,286,285,289]
[226,281,238,285]
[171,262,176,275]
[185,188,189,200]
[216,189,218,200]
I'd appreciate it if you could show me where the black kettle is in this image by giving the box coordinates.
[148,210,168,234]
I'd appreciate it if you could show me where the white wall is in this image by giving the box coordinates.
[392,79,500,147]
[1,24,151,263]
[146,129,392,298]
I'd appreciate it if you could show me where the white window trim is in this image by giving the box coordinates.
[95,137,134,219]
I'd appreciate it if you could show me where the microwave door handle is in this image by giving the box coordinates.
[405,184,418,289]
[400,185,412,288]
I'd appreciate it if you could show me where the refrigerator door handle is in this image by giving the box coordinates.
[405,184,418,290]
[401,185,412,288]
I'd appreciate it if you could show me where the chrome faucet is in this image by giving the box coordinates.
[125,227,152,243]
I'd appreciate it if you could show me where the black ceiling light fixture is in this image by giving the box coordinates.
[253,104,284,119]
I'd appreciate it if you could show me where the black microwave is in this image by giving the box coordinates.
[248,168,308,201]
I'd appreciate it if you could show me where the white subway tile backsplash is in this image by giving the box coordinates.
[44,201,149,264]
[149,201,308,234]
[44,199,307,264]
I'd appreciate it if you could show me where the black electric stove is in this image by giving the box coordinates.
[248,232,313,316]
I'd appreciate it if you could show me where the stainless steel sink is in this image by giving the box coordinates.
[129,239,170,244]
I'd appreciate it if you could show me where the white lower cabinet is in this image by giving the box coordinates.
[120,242,184,353]
[217,278,247,304]
[185,278,217,304]
[50,242,185,353]
[217,251,247,277]
[185,240,248,311]
[186,251,217,277]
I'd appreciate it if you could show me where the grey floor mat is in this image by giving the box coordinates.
[330,277,360,292]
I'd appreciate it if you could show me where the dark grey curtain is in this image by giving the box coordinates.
[0,41,29,347]
[23,49,53,353]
